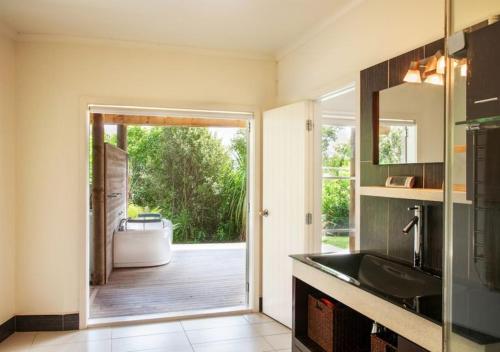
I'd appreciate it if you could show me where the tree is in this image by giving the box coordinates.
[321,126,352,232]
[379,127,405,164]
[126,126,247,243]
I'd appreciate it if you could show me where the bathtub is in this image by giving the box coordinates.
[113,214,173,268]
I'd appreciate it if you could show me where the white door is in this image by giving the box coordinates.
[262,101,314,328]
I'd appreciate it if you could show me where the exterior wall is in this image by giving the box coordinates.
[14,38,276,316]
[0,27,16,324]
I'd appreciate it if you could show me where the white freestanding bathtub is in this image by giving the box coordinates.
[113,214,173,268]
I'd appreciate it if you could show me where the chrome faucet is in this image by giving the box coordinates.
[402,205,425,269]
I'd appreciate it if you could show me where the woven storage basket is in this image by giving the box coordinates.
[307,295,372,352]
[371,334,398,352]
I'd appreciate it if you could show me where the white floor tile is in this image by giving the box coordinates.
[29,339,111,352]
[192,337,273,352]
[186,324,257,344]
[111,321,182,339]
[264,333,292,350]
[32,328,111,346]
[111,332,192,352]
[181,316,248,331]
[243,314,273,324]
[251,322,290,336]
[0,332,35,351]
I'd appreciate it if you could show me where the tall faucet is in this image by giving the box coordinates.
[402,205,425,269]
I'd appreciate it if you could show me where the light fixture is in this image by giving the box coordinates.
[459,58,467,77]
[424,53,438,76]
[436,52,446,74]
[403,61,422,83]
[424,73,445,85]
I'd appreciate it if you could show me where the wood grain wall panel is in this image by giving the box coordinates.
[389,48,425,88]
[424,202,443,274]
[424,38,445,57]
[360,62,388,162]
[388,164,425,188]
[104,144,128,281]
[388,199,425,264]
[360,39,446,273]
[424,163,444,189]
[360,162,388,187]
[360,196,389,254]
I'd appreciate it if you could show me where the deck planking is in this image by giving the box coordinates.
[90,245,246,319]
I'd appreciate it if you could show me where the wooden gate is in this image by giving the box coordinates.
[104,144,128,281]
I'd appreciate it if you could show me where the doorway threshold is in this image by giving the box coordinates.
[87,305,251,328]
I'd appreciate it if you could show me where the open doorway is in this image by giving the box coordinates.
[316,85,357,253]
[87,107,252,322]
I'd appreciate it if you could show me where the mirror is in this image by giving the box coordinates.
[377,83,444,164]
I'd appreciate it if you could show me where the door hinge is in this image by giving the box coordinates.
[306,119,313,131]
[306,212,313,225]
[246,282,250,292]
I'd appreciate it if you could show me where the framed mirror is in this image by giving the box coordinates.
[375,82,444,165]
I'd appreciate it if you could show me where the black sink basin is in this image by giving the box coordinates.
[292,251,442,324]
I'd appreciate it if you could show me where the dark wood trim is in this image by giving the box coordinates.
[0,316,15,343]
[117,124,127,151]
[15,314,79,332]
[92,113,106,285]
[372,91,380,164]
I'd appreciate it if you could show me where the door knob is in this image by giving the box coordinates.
[259,209,269,217]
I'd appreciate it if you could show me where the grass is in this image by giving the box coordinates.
[322,235,349,249]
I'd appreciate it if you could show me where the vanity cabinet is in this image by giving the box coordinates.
[292,278,430,352]
[466,21,500,120]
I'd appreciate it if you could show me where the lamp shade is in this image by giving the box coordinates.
[424,73,444,86]
[403,61,422,83]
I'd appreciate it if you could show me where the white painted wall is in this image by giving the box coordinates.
[0,27,16,324]
[277,0,445,104]
[14,38,276,316]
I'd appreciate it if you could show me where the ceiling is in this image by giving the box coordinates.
[0,0,352,58]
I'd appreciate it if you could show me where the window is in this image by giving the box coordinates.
[321,123,355,252]
[379,119,417,164]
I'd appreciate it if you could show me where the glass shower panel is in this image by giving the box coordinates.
[445,1,500,351]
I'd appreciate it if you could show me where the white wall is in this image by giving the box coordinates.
[0,28,16,324]
[14,38,276,316]
[277,0,445,104]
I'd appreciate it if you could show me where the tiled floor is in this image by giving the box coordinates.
[0,313,291,352]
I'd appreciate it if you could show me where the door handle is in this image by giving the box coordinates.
[259,209,269,217]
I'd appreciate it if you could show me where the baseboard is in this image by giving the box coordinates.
[0,317,15,343]
[1,313,80,335]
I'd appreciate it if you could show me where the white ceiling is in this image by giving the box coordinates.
[0,0,352,57]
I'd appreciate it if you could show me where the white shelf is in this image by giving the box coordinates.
[360,186,471,204]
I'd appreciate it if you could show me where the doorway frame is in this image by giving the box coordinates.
[313,81,360,253]
[78,97,261,328]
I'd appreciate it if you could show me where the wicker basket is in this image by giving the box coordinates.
[371,334,398,352]
[307,295,372,352]
[308,295,335,351]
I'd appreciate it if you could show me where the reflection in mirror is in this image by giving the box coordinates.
[378,83,444,165]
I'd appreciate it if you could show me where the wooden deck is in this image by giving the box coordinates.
[90,243,246,319]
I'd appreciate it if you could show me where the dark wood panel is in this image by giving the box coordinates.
[360,196,388,253]
[424,38,445,58]
[389,47,425,88]
[423,202,443,274]
[467,21,500,119]
[360,162,388,186]
[360,62,388,162]
[388,199,424,264]
[0,317,15,343]
[423,163,444,189]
